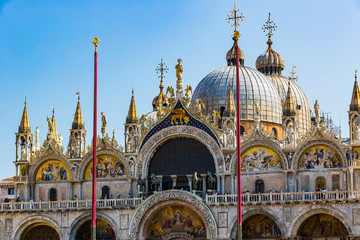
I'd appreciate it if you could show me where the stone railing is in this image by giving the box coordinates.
[0,198,142,212]
[13,176,28,182]
[349,160,360,167]
[206,191,360,205]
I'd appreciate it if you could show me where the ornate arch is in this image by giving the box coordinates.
[129,190,217,240]
[79,149,130,180]
[137,126,224,177]
[29,153,72,181]
[229,140,288,173]
[68,212,120,240]
[289,206,353,237]
[293,140,347,170]
[12,215,61,240]
[227,208,287,238]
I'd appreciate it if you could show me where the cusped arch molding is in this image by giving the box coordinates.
[290,207,353,237]
[68,212,120,240]
[230,141,287,173]
[137,126,224,177]
[129,190,217,240]
[293,141,347,170]
[29,155,72,182]
[79,149,130,180]
[13,216,61,240]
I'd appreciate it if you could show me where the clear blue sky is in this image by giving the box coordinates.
[1,0,360,180]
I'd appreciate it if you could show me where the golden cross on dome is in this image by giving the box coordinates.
[226,0,245,33]
[289,66,298,82]
[262,12,277,38]
[155,57,169,81]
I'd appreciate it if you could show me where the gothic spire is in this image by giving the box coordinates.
[72,93,85,129]
[283,81,296,116]
[18,97,31,133]
[126,89,139,124]
[51,106,59,141]
[350,70,360,112]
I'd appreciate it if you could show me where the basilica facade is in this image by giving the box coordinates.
[2,14,360,240]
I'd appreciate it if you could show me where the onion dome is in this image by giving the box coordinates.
[152,79,169,110]
[256,38,285,75]
[226,37,245,66]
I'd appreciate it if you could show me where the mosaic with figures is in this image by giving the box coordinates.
[146,206,206,239]
[298,145,342,169]
[241,146,283,172]
[298,214,348,237]
[243,214,281,239]
[84,154,126,179]
[36,160,70,181]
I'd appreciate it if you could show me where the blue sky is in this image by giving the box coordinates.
[0,0,360,180]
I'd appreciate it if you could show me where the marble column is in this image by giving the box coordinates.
[25,183,30,201]
[156,175,163,191]
[231,174,235,194]
[221,175,225,194]
[186,175,193,192]
[30,182,35,201]
[216,175,220,192]
[284,171,288,192]
[170,175,177,189]
[350,169,354,191]
[200,174,207,196]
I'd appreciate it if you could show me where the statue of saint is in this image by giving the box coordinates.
[175,59,183,81]
[101,112,107,136]
[285,123,294,145]
[253,101,260,119]
[47,117,53,133]
[314,100,320,118]
[354,123,360,141]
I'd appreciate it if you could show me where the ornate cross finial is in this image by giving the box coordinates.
[132,86,134,95]
[262,12,277,38]
[226,0,245,39]
[289,66,298,82]
[52,105,55,114]
[92,37,100,51]
[76,92,80,101]
[156,57,169,81]
[24,96,27,105]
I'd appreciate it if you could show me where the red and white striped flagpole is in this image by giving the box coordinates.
[91,37,100,240]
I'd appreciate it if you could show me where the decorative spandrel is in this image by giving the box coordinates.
[84,154,126,179]
[146,205,206,239]
[36,160,70,181]
[298,145,342,169]
[241,146,283,172]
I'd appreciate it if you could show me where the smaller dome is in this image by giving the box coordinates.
[226,37,245,66]
[256,38,285,75]
[152,93,168,110]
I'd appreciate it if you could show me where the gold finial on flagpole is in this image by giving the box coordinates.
[92,38,100,51]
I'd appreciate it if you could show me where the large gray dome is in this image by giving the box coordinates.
[191,65,282,124]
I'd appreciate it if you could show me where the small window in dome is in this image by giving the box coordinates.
[297,105,301,110]
[240,126,245,136]
[271,128,277,138]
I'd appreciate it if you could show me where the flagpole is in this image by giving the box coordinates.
[91,37,100,240]
[235,30,242,240]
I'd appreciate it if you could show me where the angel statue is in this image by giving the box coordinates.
[212,110,221,126]
[195,99,205,116]
[47,117,54,134]
[101,112,107,137]
[139,115,148,135]
[166,86,175,106]
[184,85,193,107]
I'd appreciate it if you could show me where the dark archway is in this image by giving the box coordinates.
[102,186,110,199]
[22,224,59,240]
[49,188,57,201]
[255,179,265,193]
[149,138,215,176]
[297,213,348,238]
[242,214,281,239]
[75,219,115,240]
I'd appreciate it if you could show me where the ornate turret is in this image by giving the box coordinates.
[223,84,236,117]
[15,98,33,163]
[125,89,140,153]
[282,82,297,147]
[47,106,59,141]
[350,70,360,112]
[68,93,86,159]
[256,13,285,75]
